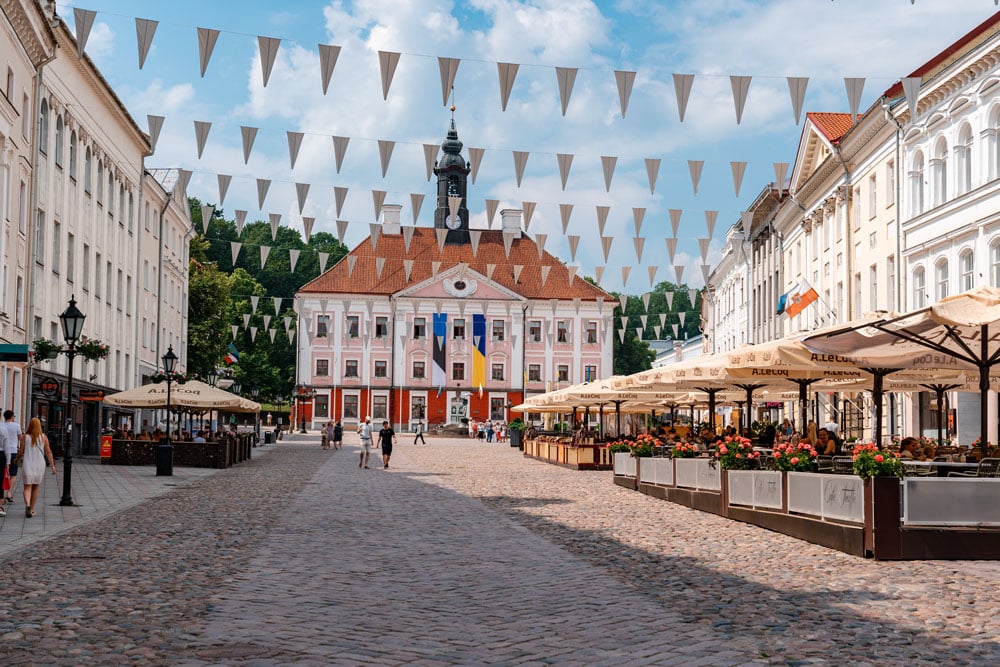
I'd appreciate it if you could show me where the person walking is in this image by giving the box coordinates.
[378,420,397,469]
[413,420,426,445]
[486,421,494,443]
[322,421,334,450]
[332,420,343,450]
[16,418,56,518]
[2,410,23,506]
[358,416,373,468]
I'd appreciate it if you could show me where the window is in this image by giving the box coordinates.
[66,233,74,281]
[886,160,895,206]
[106,261,112,304]
[868,174,876,218]
[83,245,91,290]
[374,360,387,378]
[96,160,104,203]
[413,317,426,339]
[375,316,388,338]
[18,181,26,233]
[316,315,330,338]
[412,361,425,379]
[69,131,77,179]
[910,151,924,216]
[51,221,62,274]
[128,192,134,232]
[144,202,151,230]
[869,265,878,311]
[142,318,147,347]
[557,364,569,382]
[585,321,598,344]
[584,365,597,382]
[490,397,506,421]
[4,67,12,101]
[452,362,465,380]
[491,363,504,381]
[557,321,569,343]
[453,318,465,339]
[935,260,949,301]
[993,244,1000,287]
[143,259,149,291]
[960,251,974,291]
[931,138,948,207]
[346,315,359,337]
[411,396,426,420]
[37,100,48,154]
[118,184,125,225]
[956,123,973,196]
[991,107,1000,180]
[372,395,387,420]
[344,395,359,420]
[34,210,44,265]
[529,321,541,342]
[117,270,123,309]
[315,359,329,376]
[54,115,64,166]
[84,148,92,194]
[126,276,132,313]
[314,395,329,419]
[345,360,359,377]
[492,320,505,341]
[21,94,29,139]
[913,267,926,309]
[15,276,22,324]
[528,364,541,381]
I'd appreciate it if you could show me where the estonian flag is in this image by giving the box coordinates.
[777,281,819,318]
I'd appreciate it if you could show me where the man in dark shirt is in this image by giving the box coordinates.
[379,421,397,469]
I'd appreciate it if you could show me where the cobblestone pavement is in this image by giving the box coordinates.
[1,435,998,665]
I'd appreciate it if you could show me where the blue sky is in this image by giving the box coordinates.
[60,0,1000,294]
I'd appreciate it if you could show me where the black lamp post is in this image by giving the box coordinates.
[296,385,316,433]
[251,386,260,444]
[207,368,219,387]
[157,345,178,476]
[58,296,86,507]
[230,378,242,432]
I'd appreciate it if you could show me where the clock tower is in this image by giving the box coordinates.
[433,118,471,244]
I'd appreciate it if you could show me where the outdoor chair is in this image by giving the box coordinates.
[832,456,854,474]
[903,462,935,477]
[947,458,1000,478]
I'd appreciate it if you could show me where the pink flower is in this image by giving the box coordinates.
[875,455,884,463]
[720,446,728,454]
[791,457,799,465]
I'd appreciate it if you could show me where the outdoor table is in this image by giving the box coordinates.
[902,460,981,477]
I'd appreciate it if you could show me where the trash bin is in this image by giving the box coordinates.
[264,431,274,444]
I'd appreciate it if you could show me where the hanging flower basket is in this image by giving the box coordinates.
[149,371,191,385]
[31,338,62,361]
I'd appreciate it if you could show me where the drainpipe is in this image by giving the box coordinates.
[389,296,396,429]
[155,192,173,370]
[521,303,528,404]
[882,96,904,311]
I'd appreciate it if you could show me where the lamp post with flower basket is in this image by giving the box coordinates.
[157,346,179,476]
[295,385,317,433]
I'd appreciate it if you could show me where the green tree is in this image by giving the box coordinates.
[613,328,656,375]
[187,259,232,378]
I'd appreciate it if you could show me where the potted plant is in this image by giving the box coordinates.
[671,442,700,459]
[507,417,527,449]
[851,443,903,481]
[711,435,760,470]
[771,441,818,472]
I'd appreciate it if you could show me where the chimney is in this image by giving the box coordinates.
[381,204,402,235]
[500,208,523,235]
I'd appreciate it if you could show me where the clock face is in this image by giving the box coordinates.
[446,214,461,230]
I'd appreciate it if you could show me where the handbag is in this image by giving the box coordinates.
[2,465,10,493]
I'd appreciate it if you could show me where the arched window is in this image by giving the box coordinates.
[84,147,92,193]
[38,99,49,154]
[931,137,948,206]
[935,259,949,301]
[96,160,104,203]
[956,123,973,196]
[909,150,925,216]
[960,250,974,292]
[912,266,926,308]
[54,115,64,166]
[69,130,78,179]
[992,243,1000,287]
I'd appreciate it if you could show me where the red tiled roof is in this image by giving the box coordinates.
[298,228,612,301]
[884,12,1000,99]
[806,112,854,145]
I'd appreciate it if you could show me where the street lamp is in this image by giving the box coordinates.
[207,368,219,387]
[232,379,242,395]
[251,386,260,444]
[158,345,178,476]
[296,385,316,433]
[58,295,86,507]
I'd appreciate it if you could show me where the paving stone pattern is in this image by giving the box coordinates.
[0,435,997,665]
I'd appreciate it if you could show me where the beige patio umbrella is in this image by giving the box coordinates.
[804,286,1000,455]
[103,379,245,410]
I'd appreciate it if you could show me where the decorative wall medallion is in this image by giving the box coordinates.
[443,277,478,298]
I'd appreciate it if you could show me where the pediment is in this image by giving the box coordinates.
[395,264,525,302]
[790,123,834,193]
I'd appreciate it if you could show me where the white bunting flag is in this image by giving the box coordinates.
[640,314,648,327]
[665,292,674,310]
[619,329,626,343]
[260,245,271,269]
[372,190,386,219]
[369,223,381,250]
[512,151,529,187]
[601,236,613,262]
[217,174,231,206]
[403,259,414,281]
[448,195,462,220]
[378,50,401,99]
[250,295,260,313]
[318,44,341,94]
[560,204,574,233]
[334,186,348,217]
[200,204,214,233]
[619,294,628,313]
[844,77,865,119]
[540,265,551,286]
[902,76,922,122]
[243,313,251,328]
[596,206,610,235]
[688,289,699,305]
[269,213,281,241]
[601,156,617,192]
[269,329,276,343]
[567,266,578,285]
[241,126,258,164]
[731,161,747,198]
[688,160,704,196]
[698,238,710,262]
[705,210,718,237]
[497,62,519,111]
[648,265,658,287]
[232,325,240,340]
[522,201,536,230]
[469,229,482,256]
[669,209,682,237]
[319,252,330,273]
[194,120,211,159]
[701,264,712,284]
[256,178,270,209]
[411,193,424,223]
[665,238,678,264]
[645,158,661,194]
[621,266,631,287]
[283,316,292,332]
[672,324,680,338]
[230,241,241,266]
[435,228,447,252]
[135,18,158,69]
[730,75,752,124]
[402,225,415,252]
[197,27,220,77]
[535,233,547,258]
[633,237,645,263]
[375,257,386,278]
[659,313,667,326]
[235,210,247,237]
[347,255,357,276]
[554,153,575,191]
[147,115,164,154]
[287,131,304,169]
[632,208,646,236]
[295,183,310,215]
[787,77,808,125]
[332,136,350,173]
[614,70,636,118]
[675,264,685,285]
[438,57,460,105]
[73,8,97,57]
[654,325,661,339]
[555,66,578,115]
[335,219,348,243]
[485,199,499,228]
[468,147,485,184]
[431,261,441,279]
[672,73,694,122]
[595,266,605,285]
[289,248,300,272]
[273,297,282,315]
[486,263,497,281]
[502,231,516,257]
[250,326,258,342]
[176,169,192,194]
[679,311,688,328]
[258,36,281,87]
[377,140,395,177]
[774,162,789,188]
[423,144,439,181]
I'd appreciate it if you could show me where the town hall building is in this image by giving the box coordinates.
[294,121,613,430]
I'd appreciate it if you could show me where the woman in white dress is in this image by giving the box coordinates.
[17,418,56,518]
